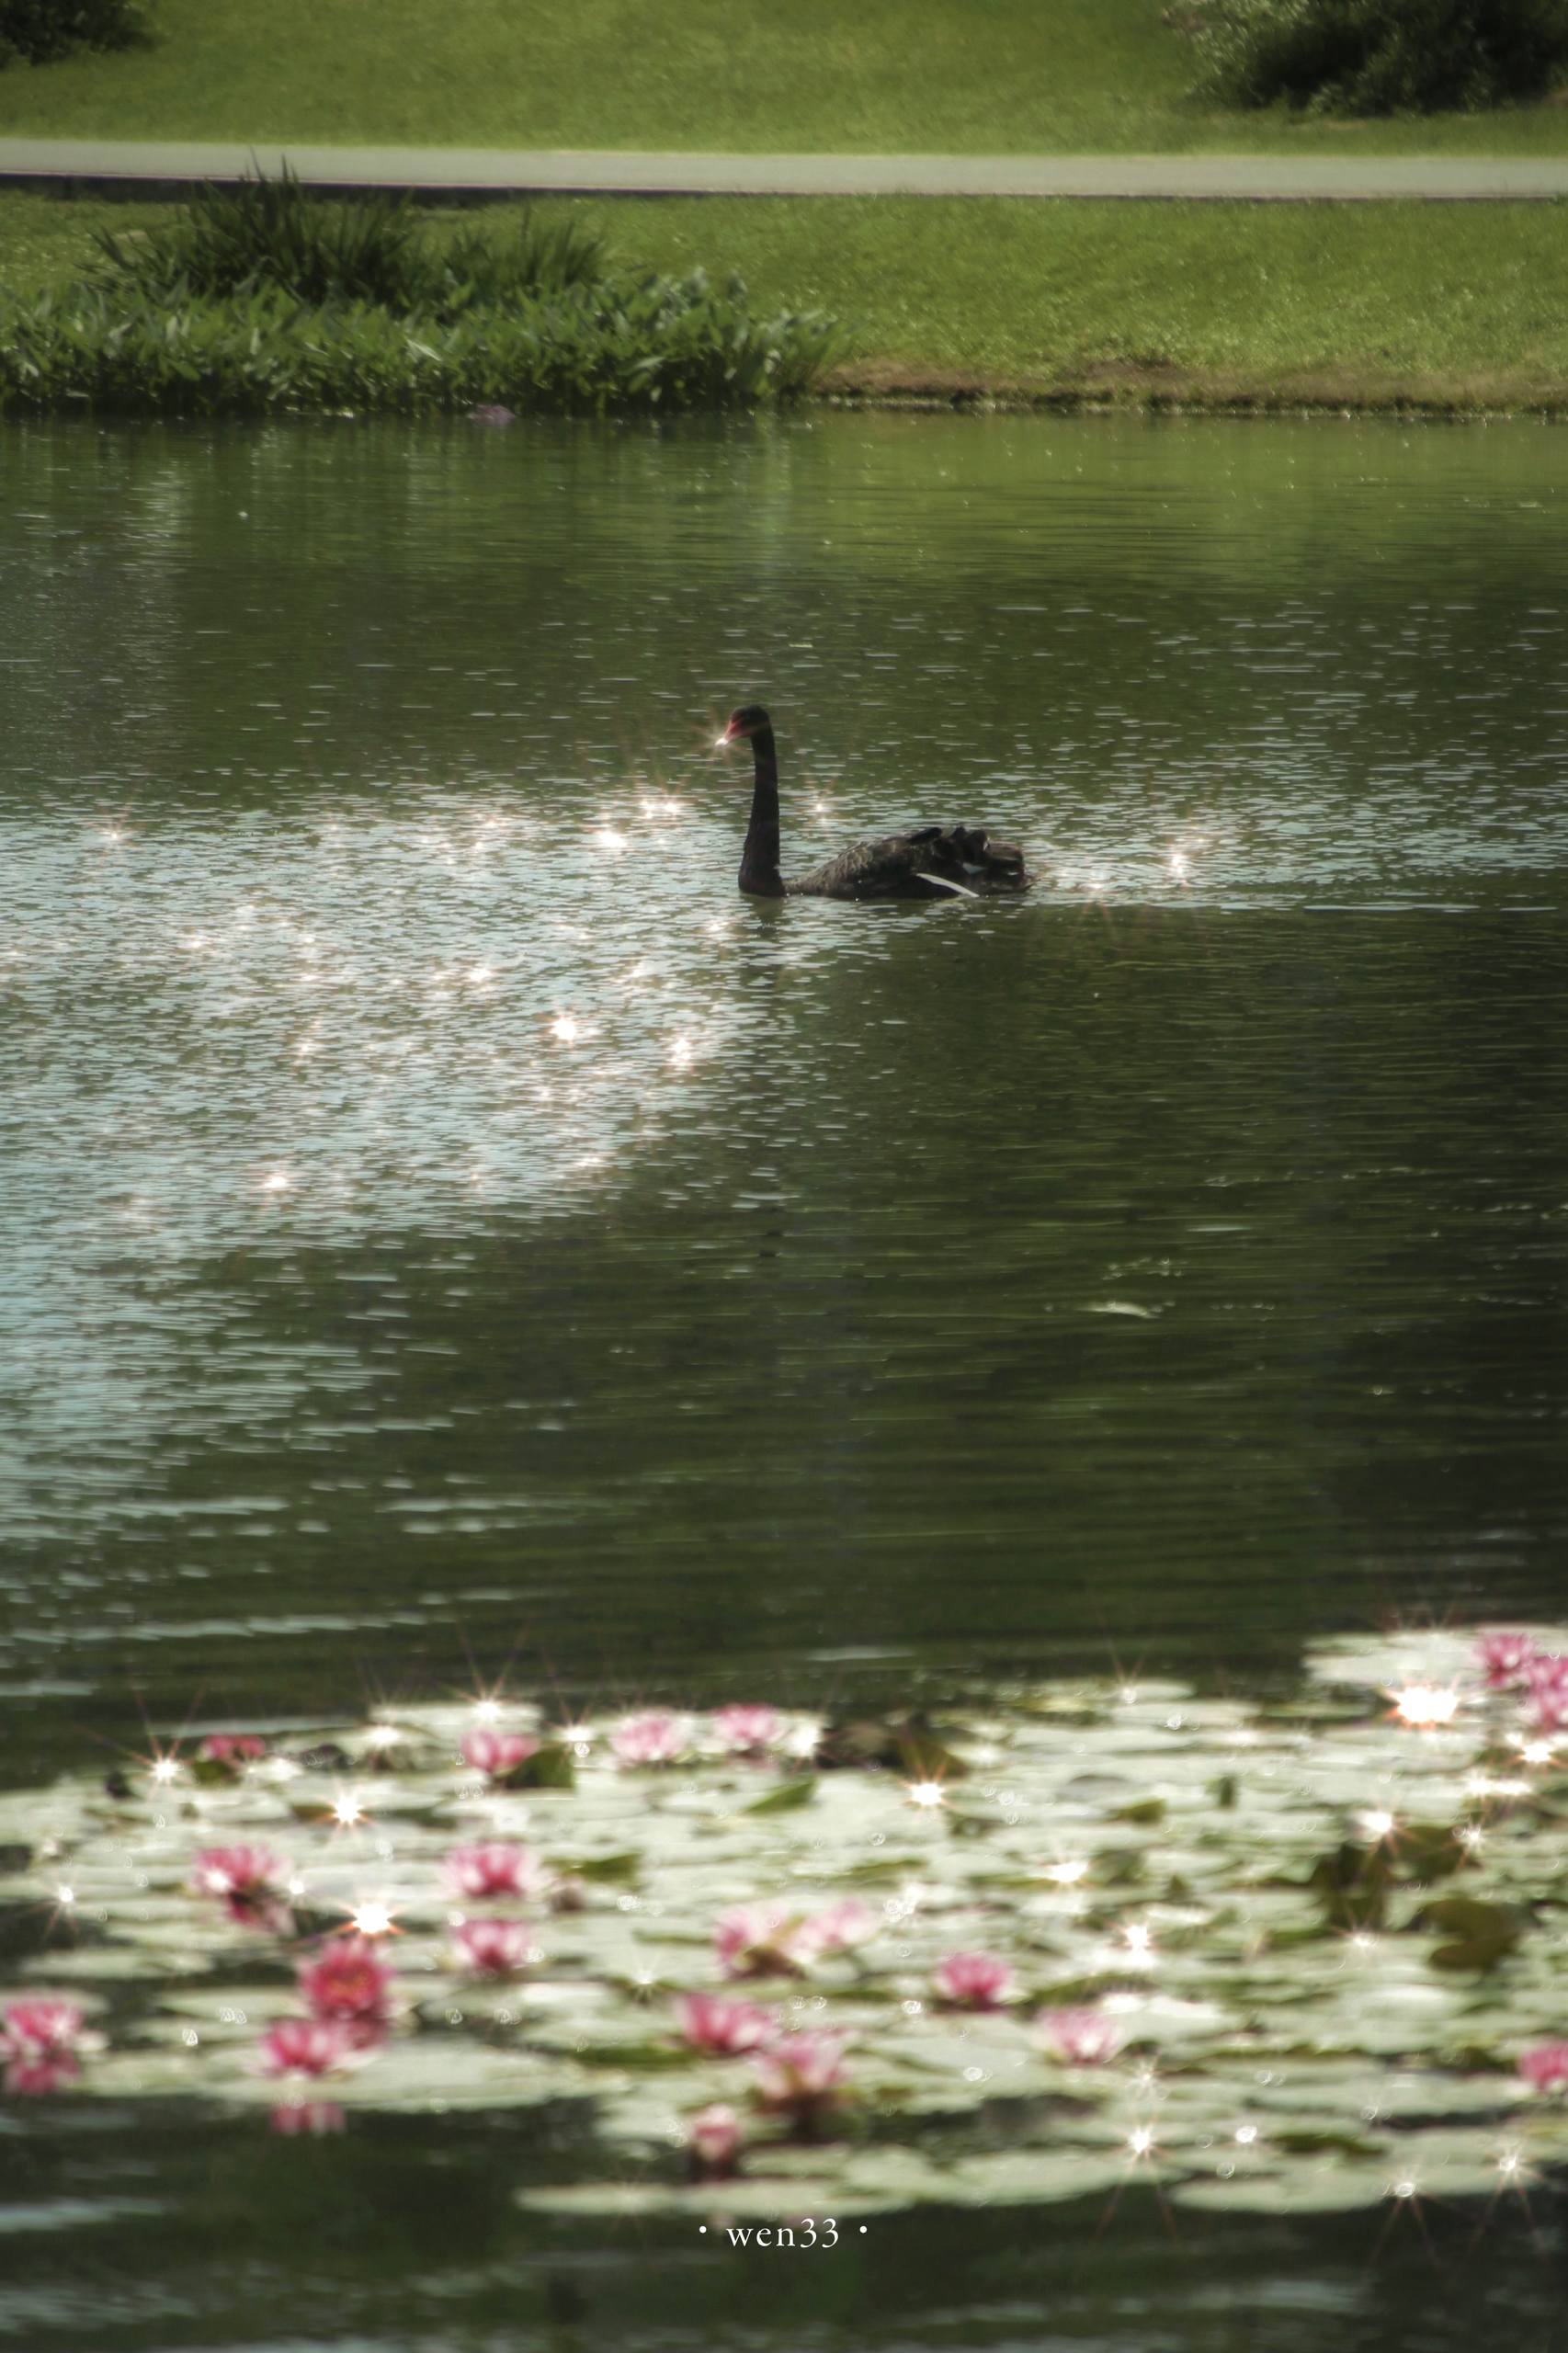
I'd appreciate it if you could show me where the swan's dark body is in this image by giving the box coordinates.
[723,705,1031,903]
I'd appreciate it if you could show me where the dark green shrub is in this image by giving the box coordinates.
[1192,0,1568,113]
[94,165,610,316]
[46,167,842,415]
[0,0,147,67]
[93,165,426,309]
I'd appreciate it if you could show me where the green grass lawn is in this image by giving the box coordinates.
[5,0,1568,156]
[6,186,1568,410]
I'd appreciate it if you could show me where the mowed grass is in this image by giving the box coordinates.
[630,196,1568,404]
[6,188,1567,410]
[4,0,1568,155]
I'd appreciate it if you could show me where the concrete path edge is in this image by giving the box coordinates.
[4,138,1568,201]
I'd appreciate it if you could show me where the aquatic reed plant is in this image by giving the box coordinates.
[90,165,609,316]
[0,267,844,416]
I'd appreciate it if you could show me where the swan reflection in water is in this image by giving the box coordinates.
[719,705,1034,903]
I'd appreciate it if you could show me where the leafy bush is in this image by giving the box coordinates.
[1192,0,1568,113]
[0,0,147,68]
[93,165,609,316]
[0,272,846,417]
[7,167,841,415]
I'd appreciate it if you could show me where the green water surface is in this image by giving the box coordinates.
[0,410,1565,2347]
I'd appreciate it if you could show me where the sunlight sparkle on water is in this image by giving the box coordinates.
[1391,1684,1461,1728]
[1044,1859,1089,1887]
[350,1901,394,1938]
[906,1781,946,1811]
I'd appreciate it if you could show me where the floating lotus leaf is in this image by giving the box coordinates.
[1174,2159,1405,2215]
[152,1987,297,2040]
[4,1642,1568,2223]
[1417,1895,1528,1971]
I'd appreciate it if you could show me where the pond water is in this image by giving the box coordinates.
[1,409,1566,2347]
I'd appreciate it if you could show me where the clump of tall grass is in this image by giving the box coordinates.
[0,0,146,69]
[0,165,846,416]
[0,271,846,417]
[91,165,610,316]
[1191,0,1568,113]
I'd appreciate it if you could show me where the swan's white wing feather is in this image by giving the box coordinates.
[914,870,980,898]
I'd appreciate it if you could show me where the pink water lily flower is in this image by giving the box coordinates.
[297,1935,397,2046]
[751,2031,850,2131]
[459,1727,540,1782]
[269,2098,346,2136]
[256,2018,356,2080]
[712,1705,783,1757]
[687,2102,743,2174]
[442,1843,551,1904]
[1524,1654,1568,1733]
[197,1733,268,1773]
[610,1711,688,1767]
[801,1898,878,1959]
[1038,2006,1124,2065]
[673,1993,776,2056]
[0,1997,93,2097]
[451,1917,540,1979]
[1518,2041,1568,2094]
[190,1844,292,1933]
[1476,1631,1538,1689]
[713,1903,819,1980]
[933,1950,1017,2010]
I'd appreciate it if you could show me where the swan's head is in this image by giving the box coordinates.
[718,704,771,747]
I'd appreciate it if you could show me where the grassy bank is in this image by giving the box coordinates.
[3,0,1568,156]
[628,194,1568,411]
[6,188,1568,415]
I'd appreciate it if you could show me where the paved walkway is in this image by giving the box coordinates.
[5,137,1568,201]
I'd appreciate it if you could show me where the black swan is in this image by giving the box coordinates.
[720,705,1032,902]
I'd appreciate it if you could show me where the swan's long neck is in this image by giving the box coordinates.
[738,724,785,897]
